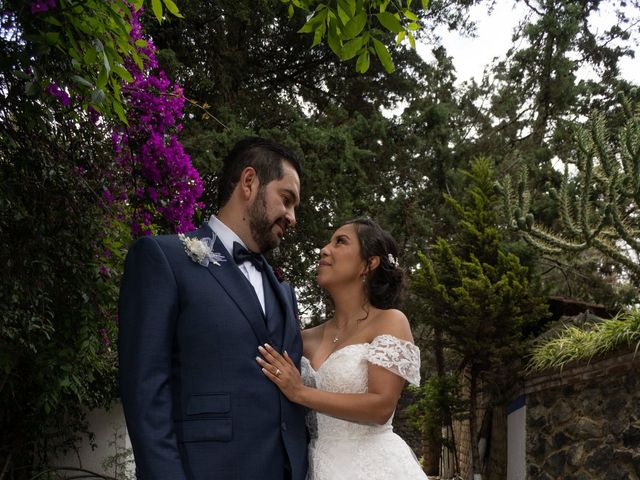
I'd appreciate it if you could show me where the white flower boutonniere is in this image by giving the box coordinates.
[179,233,227,267]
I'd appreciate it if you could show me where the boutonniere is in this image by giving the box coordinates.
[273,266,286,283]
[178,233,227,267]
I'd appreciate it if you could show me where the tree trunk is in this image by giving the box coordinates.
[469,368,482,480]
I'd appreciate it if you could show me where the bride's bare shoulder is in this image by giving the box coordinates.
[302,323,326,351]
[368,308,413,343]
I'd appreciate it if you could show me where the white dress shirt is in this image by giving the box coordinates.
[208,215,265,313]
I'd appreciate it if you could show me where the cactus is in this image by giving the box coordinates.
[497,93,640,280]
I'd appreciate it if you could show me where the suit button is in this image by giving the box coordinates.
[281,421,287,431]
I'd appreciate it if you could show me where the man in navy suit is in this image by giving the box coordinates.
[118,137,307,480]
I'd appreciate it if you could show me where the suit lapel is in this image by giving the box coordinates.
[193,224,269,344]
[263,261,298,350]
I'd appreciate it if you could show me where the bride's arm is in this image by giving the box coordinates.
[258,345,407,424]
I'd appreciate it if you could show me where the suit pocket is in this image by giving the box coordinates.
[187,393,231,415]
[176,418,233,443]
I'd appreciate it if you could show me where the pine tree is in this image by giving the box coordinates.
[412,157,548,479]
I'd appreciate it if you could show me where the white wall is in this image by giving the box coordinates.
[53,402,134,479]
[506,396,526,480]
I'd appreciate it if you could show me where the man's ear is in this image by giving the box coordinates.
[239,166,259,200]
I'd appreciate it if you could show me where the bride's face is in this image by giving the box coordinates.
[316,224,367,289]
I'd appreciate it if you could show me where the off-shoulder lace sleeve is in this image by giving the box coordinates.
[366,334,421,386]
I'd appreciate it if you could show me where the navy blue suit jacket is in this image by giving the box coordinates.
[118,223,308,479]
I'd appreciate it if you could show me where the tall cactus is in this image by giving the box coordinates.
[498,93,640,281]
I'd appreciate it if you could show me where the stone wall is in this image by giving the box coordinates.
[525,348,640,479]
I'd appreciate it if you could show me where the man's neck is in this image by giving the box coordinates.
[217,207,259,252]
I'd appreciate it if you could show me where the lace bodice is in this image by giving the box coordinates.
[301,334,420,440]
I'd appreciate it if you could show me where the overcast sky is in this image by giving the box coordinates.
[417,2,640,84]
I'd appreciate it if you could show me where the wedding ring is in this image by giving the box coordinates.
[275,368,281,377]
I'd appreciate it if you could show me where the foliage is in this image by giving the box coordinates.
[411,157,549,476]
[527,309,640,372]
[0,1,198,477]
[0,97,122,476]
[463,0,640,305]
[286,0,429,73]
[111,7,203,235]
[498,91,640,283]
[101,426,135,480]
[413,158,548,370]
[405,374,467,453]
[20,0,183,123]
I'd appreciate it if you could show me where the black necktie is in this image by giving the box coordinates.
[232,242,264,271]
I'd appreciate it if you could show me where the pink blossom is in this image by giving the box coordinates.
[31,0,56,14]
[45,82,71,107]
[111,7,202,236]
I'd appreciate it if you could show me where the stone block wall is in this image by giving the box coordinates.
[525,349,640,479]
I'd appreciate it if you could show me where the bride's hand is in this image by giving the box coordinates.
[256,344,304,403]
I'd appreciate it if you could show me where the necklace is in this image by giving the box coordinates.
[331,322,350,344]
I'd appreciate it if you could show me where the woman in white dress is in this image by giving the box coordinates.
[257,218,427,480]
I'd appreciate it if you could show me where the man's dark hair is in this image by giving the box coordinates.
[217,137,302,209]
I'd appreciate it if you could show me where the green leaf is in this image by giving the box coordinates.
[338,0,356,17]
[298,18,316,33]
[83,47,97,65]
[373,38,394,73]
[407,22,420,31]
[421,0,429,9]
[45,16,62,27]
[44,31,60,44]
[68,47,81,61]
[404,9,419,21]
[341,36,363,60]
[379,0,390,13]
[113,65,134,83]
[102,50,111,74]
[94,38,104,53]
[91,88,106,105]
[97,68,108,89]
[408,32,416,49]
[311,25,324,48]
[356,50,370,73]
[343,11,366,39]
[299,10,324,33]
[395,30,406,46]
[24,80,38,96]
[336,3,351,25]
[112,99,128,125]
[133,51,144,71]
[162,0,184,18]
[376,12,403,33]
[131,0,144,9]
[151,0,163,22]
[327,22,343,56]
[288,4,294,18]
[71,75,93,88]
[134,39,148,48]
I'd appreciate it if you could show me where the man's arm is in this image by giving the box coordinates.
[118,236,187,480]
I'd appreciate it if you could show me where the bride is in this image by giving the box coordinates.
[257,218,427,480]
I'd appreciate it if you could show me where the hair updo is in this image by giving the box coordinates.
[345,218,405,309]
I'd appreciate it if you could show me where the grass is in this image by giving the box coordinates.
[527,308,640,372]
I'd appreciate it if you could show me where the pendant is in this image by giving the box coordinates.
[333,336,339,343]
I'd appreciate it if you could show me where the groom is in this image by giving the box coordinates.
[118,137,307,480]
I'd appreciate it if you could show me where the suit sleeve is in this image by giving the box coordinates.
[118,236,187,480]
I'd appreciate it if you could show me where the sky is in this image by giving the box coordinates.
[416,2,640,85]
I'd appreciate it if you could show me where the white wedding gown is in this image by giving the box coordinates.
[301,334,427,480]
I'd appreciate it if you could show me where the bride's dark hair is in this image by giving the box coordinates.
[345,218,405,309]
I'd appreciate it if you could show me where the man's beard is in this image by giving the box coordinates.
[248,188,284,253]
